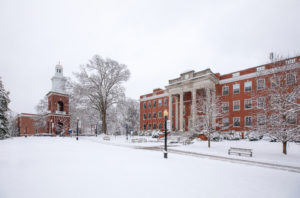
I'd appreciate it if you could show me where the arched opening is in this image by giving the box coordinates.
[56,121,64,135]
[57,101,64,112]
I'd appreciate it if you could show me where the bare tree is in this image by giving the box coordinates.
[251,55,300,154]
[193,88,227,148]
[34,96,48,132]
[74,55,130,134]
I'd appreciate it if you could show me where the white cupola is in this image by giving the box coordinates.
[51,62,67,94]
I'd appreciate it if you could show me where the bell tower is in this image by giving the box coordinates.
[46,62,70,136]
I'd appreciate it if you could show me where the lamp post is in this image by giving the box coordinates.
[50,119,53,136]
[95,124,98,137]
[76,117,80,140]
[163,109,168,159]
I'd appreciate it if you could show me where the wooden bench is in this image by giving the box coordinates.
[228,147,252,157]
[103,136,110,141]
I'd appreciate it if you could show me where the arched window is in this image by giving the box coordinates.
[57,101,64,111]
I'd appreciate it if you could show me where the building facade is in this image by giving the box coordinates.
[140,56,300,134]
[18,63,70,136]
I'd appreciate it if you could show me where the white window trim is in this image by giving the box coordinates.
[257,97,266,109]
[257,114,266,126]
[244,99,252,110]
[286,73,296,85]
[222,86,229,96]
[222,102,229,112]
[270,76,280,88]
[244,81,252,92]
[222,118,229,127]
[245,116,252,127]
[257,78,265,90]
[233,84,240,94]
[233,117,241,127]
[233,100,240,111]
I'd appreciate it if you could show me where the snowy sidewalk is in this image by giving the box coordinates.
[83,136,300,173]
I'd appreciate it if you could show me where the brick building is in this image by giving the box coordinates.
[18,63,70,136]
[140,56,300,134]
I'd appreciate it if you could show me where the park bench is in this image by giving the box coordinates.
[131,138,147,143]
[228,147,252,157]
[103,136,110,141]
[183,139,193,145]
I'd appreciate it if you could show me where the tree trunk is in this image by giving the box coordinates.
[208,132,211,148]
[101,111,107,134]
[282,141,287,155]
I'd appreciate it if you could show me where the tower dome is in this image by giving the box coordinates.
[51,62,67,94]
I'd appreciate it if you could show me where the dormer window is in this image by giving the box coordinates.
[232,72,240,77]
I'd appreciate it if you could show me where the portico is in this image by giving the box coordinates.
[166,69,218,132]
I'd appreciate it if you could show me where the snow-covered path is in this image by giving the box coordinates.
[0,137,299,198]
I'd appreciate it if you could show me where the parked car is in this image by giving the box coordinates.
[248,133,259,141]
[262,135,277,142]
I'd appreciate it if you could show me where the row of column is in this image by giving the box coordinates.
[168,88,215,132]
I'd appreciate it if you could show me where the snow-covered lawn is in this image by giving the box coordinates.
[0,137,300,198]
[94,135,300,167]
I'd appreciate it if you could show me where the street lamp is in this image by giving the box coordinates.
[50,119,53,136]
[76,117,80,140]
[163,109,168,159]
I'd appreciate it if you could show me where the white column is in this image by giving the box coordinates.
[175,96,178,131]
[211,88,216,129]
[192,89,196,129]
[168,94,172,131]
[179,91,184,131]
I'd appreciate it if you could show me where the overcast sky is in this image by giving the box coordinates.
[1,0,299,114]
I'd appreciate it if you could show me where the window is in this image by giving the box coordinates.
[158,99,162,107]
[222,118,229,127]
[148,124,151,130]
[148,113,151,119]
[271,94,280,105]
[143,102,146,109]
[164,98,168,106]
[148,101,151,108]
[153,112,157,118]
[233,84,240,94]
[222,102,229,112]
[257,114,266,126]
[287,114,296,125]
[287,93,296,103]
[153,124,157,129]
[244,99,252,109]
[257,79,265,90]
[244,81,252,92]
[270,114,279,126]
[270,76,280,88]
[184,74,189,79]
[159,123,162,129]
[257,97,265,109]
[158,111,162,118]
[153,100,157,107]
[245,116,252,126]
[256,66,265,72]
[143,114,146,120]
[143,124,146,130]
[233,117,240,127]
[222,86,229,96]
[233,100,240,111]
[57,101,64,111]
[286,73,296,85]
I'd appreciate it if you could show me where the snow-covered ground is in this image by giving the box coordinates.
[0,137,300,198]
[92,135,300,167]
